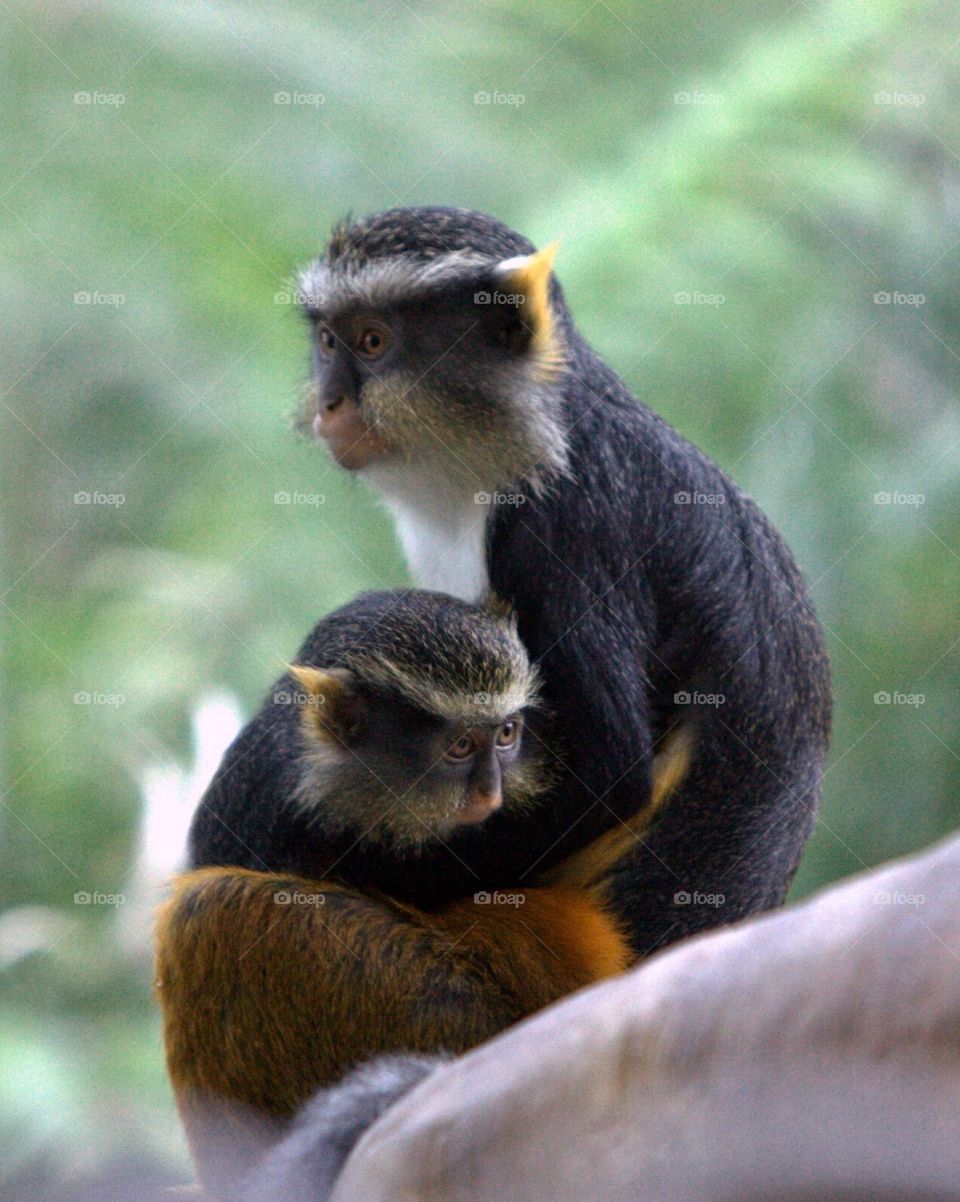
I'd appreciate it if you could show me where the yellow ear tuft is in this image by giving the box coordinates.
[495,241,562,371]
[286,665,353,743]
[483,591,515,621]
[287,664,344,703]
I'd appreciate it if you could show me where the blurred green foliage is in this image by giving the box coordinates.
[2,0,960,1187]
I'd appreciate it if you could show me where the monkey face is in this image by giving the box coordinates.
[308,311,397,470]
[290,670,545,850]
[426,712,525,826]
[340,704,532,844]
[298,234,570,493]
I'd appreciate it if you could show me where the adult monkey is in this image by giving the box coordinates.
[299,206,832,955]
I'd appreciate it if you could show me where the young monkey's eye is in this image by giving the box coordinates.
[444,733,477,763]
[356,325,391,359]
[318,327,336,356]
[496,718,521,749]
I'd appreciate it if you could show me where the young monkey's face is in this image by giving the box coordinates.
[428,712,524,826]
[289,663,543,849]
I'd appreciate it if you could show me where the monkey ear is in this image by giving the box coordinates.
[492,241,561,369]
[483,591,518,625]
[286,665,364,746]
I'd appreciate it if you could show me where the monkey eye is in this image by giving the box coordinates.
[496,718,522,749]
[444,733,477,763]
[356,324,391,360]
[318,327,337,356]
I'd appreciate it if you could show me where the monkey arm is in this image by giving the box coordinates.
[488,430,832,958]
[487,502,660,874]
[155,865,631,1187]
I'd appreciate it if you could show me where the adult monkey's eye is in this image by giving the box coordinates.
[318,327,337,356]
[444,733,477,762]
[357,324,391,359]
[496,718,521,748]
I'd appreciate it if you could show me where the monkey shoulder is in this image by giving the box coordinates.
[188,693,311,871]
[490,372,828,729]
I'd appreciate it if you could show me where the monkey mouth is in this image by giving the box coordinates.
[453,794,503,826]
[313,407,391,471]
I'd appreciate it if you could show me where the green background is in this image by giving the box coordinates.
[2,0,959,1190]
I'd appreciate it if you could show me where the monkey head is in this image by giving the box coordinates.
[286,590,546,850]
[297,207,571,494]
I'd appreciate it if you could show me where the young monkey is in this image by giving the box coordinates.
[185,589,546,897]
[156,589,689,1194]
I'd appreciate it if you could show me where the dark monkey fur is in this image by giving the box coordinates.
[187,588,545,894]
[295,206,832,955]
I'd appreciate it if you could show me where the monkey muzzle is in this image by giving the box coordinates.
[454,789,503,826]
[313,398,389,471]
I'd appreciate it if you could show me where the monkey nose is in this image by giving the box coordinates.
[454,789,503,826]
[469,789,502,814]
[313,395,349,438]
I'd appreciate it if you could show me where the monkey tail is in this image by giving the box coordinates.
[537,724,694,893]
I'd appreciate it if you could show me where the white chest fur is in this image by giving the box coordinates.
[362,463,491,602]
